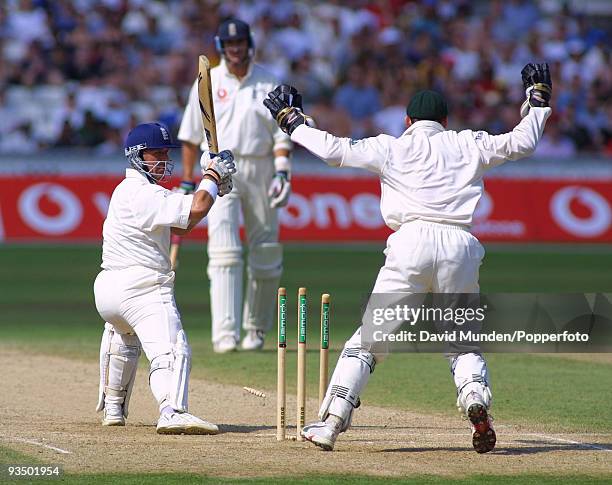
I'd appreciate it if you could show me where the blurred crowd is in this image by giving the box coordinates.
[1,0,611,158]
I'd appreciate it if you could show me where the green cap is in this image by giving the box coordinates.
[406,90,448,121]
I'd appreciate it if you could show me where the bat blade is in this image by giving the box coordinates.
[171,55,217,272]
[198,55,218,154]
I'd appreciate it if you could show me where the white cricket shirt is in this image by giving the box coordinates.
[178,59,291,158]
[101,169,193,272]
[292,107,552,229]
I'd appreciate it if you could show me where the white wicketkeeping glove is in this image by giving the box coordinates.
[201,150,236,196]
[268,171,291,208]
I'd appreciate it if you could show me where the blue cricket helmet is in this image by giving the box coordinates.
[124,122,179,183]
[124,122,180,154]
[215,18,254,53]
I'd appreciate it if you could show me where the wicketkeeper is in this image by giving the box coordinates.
[264,64,552,452]
[93,122,235,434]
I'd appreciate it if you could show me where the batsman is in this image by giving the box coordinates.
[94,122,236,434]
[178,19,293,353]
[264,64,553,452]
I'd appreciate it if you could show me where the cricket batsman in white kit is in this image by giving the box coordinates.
[178,19,293,353]
[93,122,236,434]
[264,64,553,452]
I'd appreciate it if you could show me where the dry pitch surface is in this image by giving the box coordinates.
[2,349,611,479]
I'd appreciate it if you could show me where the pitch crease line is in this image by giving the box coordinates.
[6,436,72,454]
[530,433,612,452]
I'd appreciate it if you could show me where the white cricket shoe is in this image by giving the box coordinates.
[241,330,265,351]
[301,420,340,451]
[156,411,219,435]
[213,336,237,354]
[102,404,125,427]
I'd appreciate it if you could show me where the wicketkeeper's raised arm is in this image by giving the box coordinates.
[293,126,389,174]
[476,63,553,168]
[263,85,387,174]
[475,107,551,168]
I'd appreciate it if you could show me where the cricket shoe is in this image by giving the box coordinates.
[241,330,265,351]
[213,336,237,354]
[156,411,219,435]
[102,403,125,427]
[467,403,496,453]
[301,420,340,451]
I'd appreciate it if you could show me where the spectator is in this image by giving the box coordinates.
[575,95,609,151]
[290,53,329,105]
[54,119,78,148]
[0,122,39,154]
[333,65,380,137]
[559,104,591,151]
[534,116,577,159]
[7,0,52,45]
[78,111,108,147]
[272,12,312,62]
[0,0,609,157]
[373,86,409,137]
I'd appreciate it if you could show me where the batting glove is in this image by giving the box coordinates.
[201,150,236,184]
[218,178,234,197]
[268,171,291,208]
[520,63,552,118]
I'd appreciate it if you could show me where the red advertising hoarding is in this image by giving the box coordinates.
[0,175,610,243]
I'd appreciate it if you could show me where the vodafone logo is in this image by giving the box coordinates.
[217,88,227,100]
[2,175,611,243]
[551,186,611,238]
[472,190,525,237]
[280,192,384,230]
[18,183,83,235]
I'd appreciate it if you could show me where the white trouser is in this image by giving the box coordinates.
[320,220,491,425]
[206,157,282,344]
[94,267,187,411]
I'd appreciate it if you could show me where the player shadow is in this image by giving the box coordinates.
[381,440,612,454]
[353,425,464,431]
[494,439,612,455]
[218,424,276,434]
[380,446,466,453]
[127,423,276,435]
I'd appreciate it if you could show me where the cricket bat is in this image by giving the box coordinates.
[170,55,218,270]
[198,55,219,153]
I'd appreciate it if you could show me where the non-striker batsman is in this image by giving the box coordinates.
[178,18,293,353]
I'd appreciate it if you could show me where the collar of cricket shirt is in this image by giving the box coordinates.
[125,168,148,182]
[402,120,445,137]
[220,58,254,83]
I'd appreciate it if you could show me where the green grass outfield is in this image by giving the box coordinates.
[1,243,611,482]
